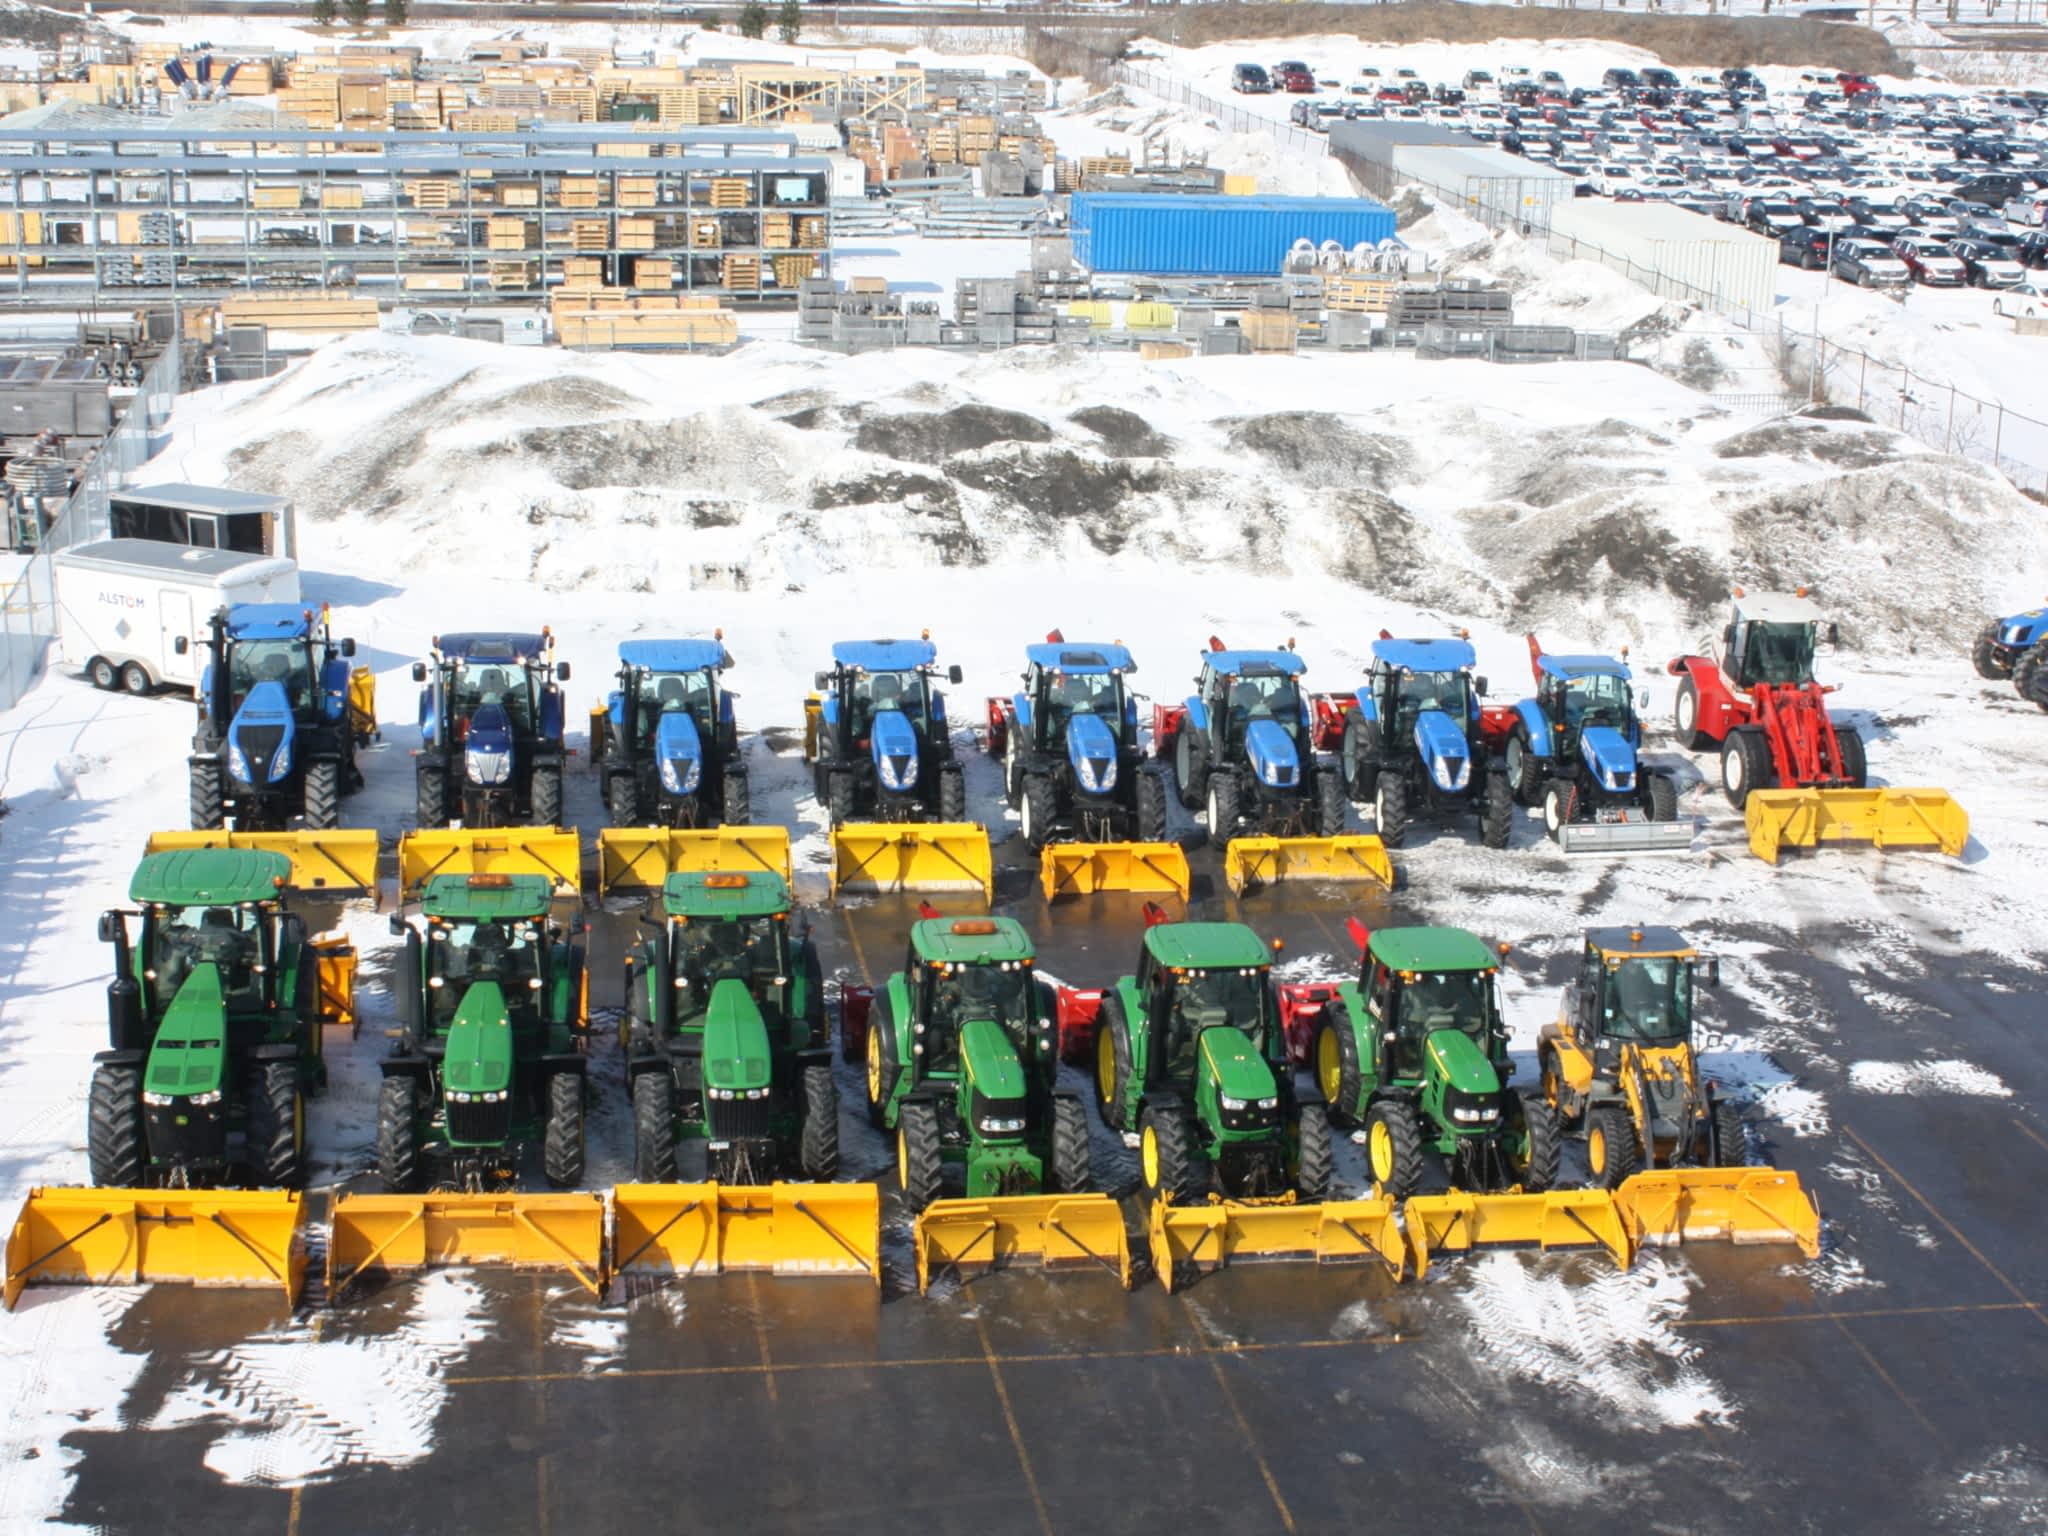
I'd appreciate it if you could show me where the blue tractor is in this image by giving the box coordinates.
[988,635,1168,850]
[189,603,362,831]
[597,637,749,827]
[1336,635,1512,849]
[805,637,965,824]
[1499,635,1687,851]
[1156,639,1347,842]
[413,631,570,828]
[1973,605,2048,709]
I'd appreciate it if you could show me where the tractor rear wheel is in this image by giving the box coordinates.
[1051,1095,1093,1193]
[608,773,640,826]
[1020,773,1057,851]
[1674,676,1715,752]
[938,763,967,822]
[1505,729,1544,806]
[1645,770,1679,822]
[246,1059,304,1189]
[416,763,448,829]
[375,1075,420,1193]
[1315,765,1347,836]
[826,769,856,827]
[87,1061,145,1187]
[1295,1102,1334,1200]
[722,766,751,828]
[632,1071,678,1183]
[1721,728,1774,809]
[543,1073,584,1188]
[2020,646,2048,706]
[1711,1097,1749,1167]
[1138,1105,1206,1205]
[1205,773,1241,844]
[1512,1094,1562,1193]
[190,760,224,831]
[1971,625,2008,679]
[1341,712,1380,803]
[302,759,340,831]
[1835,726,1868,788]
[1365,1100,1423,1198]
[897,1101,945,1211]
[2027,657,2048,713]
[1174,727,1209,810]
[1315,1022,1363,1126]
[800,1064,840,1179]
[1135,767,1168,842]
[1095,991,1135,1131]
[1374,773,1410,849]
[531,764,564,829]
[1482,768,1514,849]
[1585,1103,1640,1190]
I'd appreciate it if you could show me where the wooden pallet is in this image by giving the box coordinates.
[219,294,379,334]
[706,177,751,209]
[721,254,760,291]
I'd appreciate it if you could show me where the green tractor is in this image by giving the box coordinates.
[853,914,1091,1209]
[89,847,336,1190]
[377,872,588,1192]
[1298,920,1560,1198]
[623,870,837,1184]
[1091,915,1332,1205]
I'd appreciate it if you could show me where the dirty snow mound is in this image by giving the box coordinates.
[1848,1059,2012,1097]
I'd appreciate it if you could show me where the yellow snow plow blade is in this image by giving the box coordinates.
[1744,787,1968,864]
[1149,1196,1404,1292]
[396,827,583,899]
[325,1192,607,1300]
[4,1188,305,1310]
[143,829,380,898]
[1223,835,1394,896]
[596,826,794,898]
[1039,841,1190,902]
[1615,1168,1821,1258]
[829,823,992,901]
[612,1183,880,1284]
[914,1195,1131,1292]
[1401,1188,1632,1275]
[313,934,357,1033]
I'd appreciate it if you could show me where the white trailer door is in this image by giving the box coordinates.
[160,588,196,687]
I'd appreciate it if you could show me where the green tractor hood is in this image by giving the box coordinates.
[442,981,515,1098]
[701,978,772,1095]
[961,1017,1026,1137]
[144,963,228,1100]
[1426,1027,1501,1098]
[1199,1026,1276,1103]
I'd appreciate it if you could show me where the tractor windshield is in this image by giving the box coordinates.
[148,903,265,1013]
[1738,621,1817,687]
[450,660,534,730]
[1562,673,1632,729]
[674,916,786,998]
[849,668,930,740]
[1044,670,1123,738]
[425,917,545,1028]
[1391,669,1470,729]
[1175,968,1269,1042]
[1395,969,1497,1042]
[228,639,313,714]
[1222,673,1303,745]
[637,670,714,743]
[925,964,1034,1067]
[1601,957,1691,1042]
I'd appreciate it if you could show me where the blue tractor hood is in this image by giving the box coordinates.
[1244,718,1300,789]
[656,709,704,798]
[1579,725,1638,793]
[1413,710,1472,794]
[1066,711,1119,795]
[229,680,297,786]
[465,701,515,787]
[872,710,919,792]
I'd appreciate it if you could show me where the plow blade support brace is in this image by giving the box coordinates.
[145,829,379,898]
[325,1193,608,1300]
[397,828,583,899]
[1149,1197,1404,1291]
[1040,841,1191,902]
[1401,1189,1632,1276]
[1223,836,1394,896]
[612,1183,880,1284]
[830,823,993,901]
[1615,1169,1821,1257]
[914,1195,1132,1292]
[1744,788,1968,865]
[5,1188,306,1310]
[597,826,795,897]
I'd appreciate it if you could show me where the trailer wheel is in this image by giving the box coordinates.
[1482,768,1514,849]
[1674,676,1715,752]
[246,1058,304,1189]
[1138,1104,1206,1205]
[1374,773,1409,849]
[1295,1102,1334,1200]
[1721,728,1774,809]
[1835,727,1867,789]
[87,1061,145,1188]
[416,763,448,829]
[531,764,564,829]
[1341,711,1379,803]
[1050,1094,1093,1194]
[119,662,152,696]
[1971,624,2009,679]
[632,1070,677,1183]
[1365,1100,1423,1198]
[826,769,856,827]
[1712,1096,1750,1167]
[303,759,340,831]
[1315,765,1347,836]
[800,1064,840,1180]
[897,1100,945,1212]
[1585,1103,1640,1190]
[938,763,966,822]
[1645,770,1679,822]
[1020,773,1056,851]
[1135,767,1168,842]
[375,1075,420,1193]
[722,765,751,828]
[543,1072,584,1189]
[190,759,225,831]
[88,656,119,690]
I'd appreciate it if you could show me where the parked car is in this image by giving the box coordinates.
[1746,199,1808,235]
[1992,282,2046,318]
[1947,238,2026,286]
[1278,67,1316,94]
[1780,227,1835,268]
[1232,63,1272,94]
[1832,239,1911,286]
[1893,237,1969,285]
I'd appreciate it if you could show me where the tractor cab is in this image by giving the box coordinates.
[1137,923,1277,1085]
[905,917,1040,1077]
[1021,640,1137,755]
[604,637,737,824]
[1358,925,1506,1086]
[823,637,958,751]
[110,848,300,1050]
[1366,637,1480,743]
[809,634,967,824]
[1199,648,1309,762]
[1568,926,1717,1050]
[414,874,557,1039]
[995,633,1165,855]
[414,630,570,828]
[1720,590,1832,689]
[1533,654,1638,740]
[655,870,796,1030]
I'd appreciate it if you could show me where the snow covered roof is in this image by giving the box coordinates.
[225,602,309,640]
[1373,637,1475,673]
[440,632,545,661]
[1733,591,1826,624]
[1026,642,1132,675]
[832,638,936,671]
[1205,649,1305,679]
[619,638,731,673]
[1537,653,1630,680]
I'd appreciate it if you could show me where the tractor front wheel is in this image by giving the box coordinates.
[190,760,225,831]
[608,772,641,826]
[1365,1100,1423,1199]
[1135,766,1168,842]
[864,993,899,1129]
[632,1071,678,1183]
[1645,770,1679,822]
[531,764,564,829]
[1003,734,1025,809]
[1315,1022,1363,1125]
[1971,624,2009,679]
[1711,1097,1749,1167]
[938,763,967,822]
[1835,727,1868,789]
[1542,780,1575,842]
[826,769,856,826]
[1341,711,1380,803]
[416,764,448,829]
[302,759,340,831]
[722,766,752,828]
[246,1059,304,1189]
[1138,1104,1207,1205]
[1174,727,1209,810]
[1205,774,1241,845]
[1721,728,1774,809]
[1020,773,1056,851]
[1511,1093,1562,1193]
[1295,1102,1334,1200]
[1095,991,1134,1130]
[375,1075,420,1193]
[1051,1095,1093,1194]
[1374,774,1410,849]
[1315,765,1347,837]
[543,1073,584,1188]
[87,1061,145,1188]
[1674,676,1715,753]
[1585,1103,1640,1190]
[1482,768,1514,849]
[800,1064,840,1180]
[897,1100,945,1211]
[1505,729,1544,806]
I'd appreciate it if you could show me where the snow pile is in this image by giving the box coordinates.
[1848,1059,2013,1097]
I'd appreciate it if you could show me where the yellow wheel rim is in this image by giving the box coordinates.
[1588,1124,1607,1176]
[1141,1125,1159,1189]
[1317,1028,1342,1106]
[1097,1026,1116,1108]
[866,1025,882,1107]
[1369,1119,1393,1184]
[898,1124,910,1188]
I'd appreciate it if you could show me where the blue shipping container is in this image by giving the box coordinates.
[1069,193,1395,277]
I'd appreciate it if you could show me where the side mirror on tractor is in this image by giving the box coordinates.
[173,636,189,656]
[1699,956,1721,988]
[1474,675,1489,697]
[341,638,357,658]
[948,665,964,685]
[814,671,831,690]
[411,662,428,683]
[97,910,123,944]
[557,662,572,682]
[389,913,408,937]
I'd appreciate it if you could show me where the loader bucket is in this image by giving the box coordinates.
[612,1183,880,1284]
[829,823,992,902]
[1039,841,1190,902]
[144,829,379,898]
[914,1195,1132,1293]
[325,1192,607,1301]
[396,828,583,899]
[597,826,794,898]
[1149,1196,1404,1292]
[1554,817,1697,855]
[5,1188,305,1310]
[1744,788,1968,865]
[1614,1169,1821,1258]
[1400,1189,1632,1277]
[1223,835,1394,896]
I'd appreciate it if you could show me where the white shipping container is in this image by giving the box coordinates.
[52,538,300,696]
[1388,143,1572,231]
[1545,200,1778,317]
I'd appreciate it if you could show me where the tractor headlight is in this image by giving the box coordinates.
[709,1088,732,1100]
[1451,1104,1501,1124]
[1258,1096,1279,1110]
[190,1090,222,1106]
[1221,1095,1248,1111]
[978,1115,1027,1135]
[449,1091,472,1103]
[143,1091,173,1106]
[747,1088,768,1100]
[228,744,250,782]
[1074,755,1116,794]
[269,741,292,782]
[428,975,444,989]
[466,748,510,786]
[878,753,916,792]
[528,976,543,990]
[660,756,701,795]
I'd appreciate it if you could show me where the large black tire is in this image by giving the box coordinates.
[864,992,899,1129]
[416,763,447,829]
[543,1072,584,1188]
[1584,1102,1641,1190]
[1721,727,1775,809]
[1050,1095,1093,1193]
[245,1058,304,1189]
[1366,1099,1424,1198]
[1481,768,1514,849]
[1971,624,2009,679]
[1645,770,1679,822]
[1314,1021,1365,1126]
[1674,675,1716,752]
[190,760,224,831]
[531,763,563,828]
[1204,772,1241,844]
[1513,1094,1562,1193]
[721,766,751,829]
[1374,773,1410,849]
[632,1070,678,1183]
[2019,646,2047,704]
[1020,772,1057,851]
[1295,1102,1334,1200]
[87,1061,145,1187]
[1315,766,1347,837]
[608,772,641,826]
[1173,726,1209,810]
[1341,711,1380,803]
[1138,1104,1207,1205]
[302,759,339,831]
[897,1100,945,1211]
[799,1063,839,1179]
[2026,653,2048,714]
[1835,726,1867,789]
[938,763,966,822]
[1542,780,1575,844]
[1712,1097,1749,1167]
[375,1074,420,1192]
[1135,767,1168,841]
[826,769,856,827]
[1504,728,1545,806]
[1003,733,1025,808]
[1095,991,1135,1131]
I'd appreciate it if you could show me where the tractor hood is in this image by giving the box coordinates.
[1066,711,1119,795]
[655,709,704,798]
[871,710,919,792]
[1199,1026,1278,1103]
[961,1016,1026,1104]
[1413,710,1472,794]
[1244,719,1300,789]
[144,964,228,1100]
[700,978,772,1094]
[441,981,515,1098]
[228,680,297,787]
[464,702,515,788]
[1578,725,1638,793]
[1425,1026,1501,1097]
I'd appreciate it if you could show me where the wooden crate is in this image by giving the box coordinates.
[499,181,541,208]
[1323,275,1396,314]
[631,257,673,288]
[1139,341,1192,361]
[404,272,468,293]
[706,177,750,209]
[617,176,658,209]
[252,184,303,210]
[487,215,537,251]
[557,307,739,348]
[617,216,655,252]
[772,253,818,288]
[559,177,602,209]
[688,217,721,250]
[796,216,827,251]
[569,219,609,252]
[321,184,365,209]
[1239,311,1297,354]
[219,293,379,334]
[761,213,793,250]
[721,254,760,291]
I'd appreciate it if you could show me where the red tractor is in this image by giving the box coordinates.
[1667,589,1865,808]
